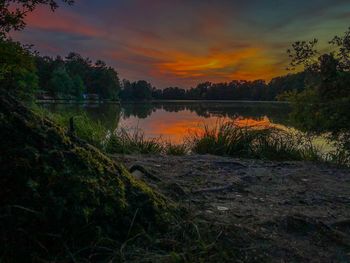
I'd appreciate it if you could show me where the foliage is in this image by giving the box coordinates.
[71,74,85,99]
[147,75,307,101]
[0,0,73,36]
[120,80,153,101]
[90,60,120,100]
[35,52,120,100]
[0,38,38,100]
[49,66,74,96]
[286,27,350,164]
[0,91,173,261]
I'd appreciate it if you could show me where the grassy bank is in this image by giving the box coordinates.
[36,107,348,166]
[3,98,348,262]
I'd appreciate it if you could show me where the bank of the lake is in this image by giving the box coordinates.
[112,153,350,262]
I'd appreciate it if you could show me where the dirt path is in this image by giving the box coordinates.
[112,154,350,262]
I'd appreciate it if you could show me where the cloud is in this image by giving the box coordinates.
[12,0,350,88]
[24,6,102,38]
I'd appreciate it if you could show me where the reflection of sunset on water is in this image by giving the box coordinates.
[120,109,282,143]
[233,116,271,129]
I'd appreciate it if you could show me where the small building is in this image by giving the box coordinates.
[83,93,100,101]
[36,91,54,100]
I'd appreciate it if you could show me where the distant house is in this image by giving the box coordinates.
[36,91,54,100]
[83,93,100,101]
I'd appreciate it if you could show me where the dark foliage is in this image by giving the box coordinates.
[0,0,73,36]
[0,90,172,261]
[35,52,121,100]
[286,27,350,163]
[121,73,306,101]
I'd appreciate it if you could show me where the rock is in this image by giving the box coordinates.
[217,206,229,211]
[129,164,162,182]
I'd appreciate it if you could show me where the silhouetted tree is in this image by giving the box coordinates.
[0,0,73,36]
[286,27,350,162]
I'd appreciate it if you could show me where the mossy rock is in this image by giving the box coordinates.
[0,91,173,261]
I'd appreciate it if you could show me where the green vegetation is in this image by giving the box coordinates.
[0,90,175,261]
[35,107,189,156]
[38,108,345,165]
[35,107,108,147]
[165,142,189,156]
[0,38,38,100]
[105,128,164,154]
[120,80,153,101]
[35,53,120,100]
[1,1,349,261]
[150,75,306,101]
[187,122,323,162]
[284,27,350,166]
[0,3,174,261]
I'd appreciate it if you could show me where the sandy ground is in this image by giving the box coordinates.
[112,154,350,262]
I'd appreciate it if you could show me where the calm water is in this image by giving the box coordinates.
[43,101,293,143]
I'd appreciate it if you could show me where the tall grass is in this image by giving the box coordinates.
[187,122,324,161]
[104,127,164,154]
[34,107,108,148]
[34,107,185,155]
[104,129,189,155]
[164,142,188,156]
[36,107,348,164]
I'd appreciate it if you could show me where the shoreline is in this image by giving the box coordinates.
[36,99,290,105]
[111,153,350,262]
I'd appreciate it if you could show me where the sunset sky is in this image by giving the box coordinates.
[13,0,350,88]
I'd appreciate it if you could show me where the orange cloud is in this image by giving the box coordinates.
[111,44,285,84]
[158,48,260,77]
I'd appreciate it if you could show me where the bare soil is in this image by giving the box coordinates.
[112,154,350,262]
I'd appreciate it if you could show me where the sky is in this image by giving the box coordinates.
[12,0,350,88]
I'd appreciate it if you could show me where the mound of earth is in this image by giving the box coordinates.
[0,91,173,261]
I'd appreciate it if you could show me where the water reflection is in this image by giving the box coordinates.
[43,101,292,143]
[120,101,291,143]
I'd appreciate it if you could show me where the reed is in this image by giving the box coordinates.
[187,122,324,161]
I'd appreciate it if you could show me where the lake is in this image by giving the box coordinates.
[43,100,295,143]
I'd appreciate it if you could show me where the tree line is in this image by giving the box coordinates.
[150,73,306,101]
[35,53,120,100]
[30,50,308,102]
[118,73,307,101]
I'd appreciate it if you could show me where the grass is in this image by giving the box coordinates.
[164,142,188,156]
[104,127,164,154]
[104,129,189,155]
[34,106,108,148]
[186,122,325,161]
[35,107,188,156]
[36,107,348,165]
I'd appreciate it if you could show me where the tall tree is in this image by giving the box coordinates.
[90,60,120,100]
[49,66,73,97]
[286,27,350,163]
[0,38,38,99]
